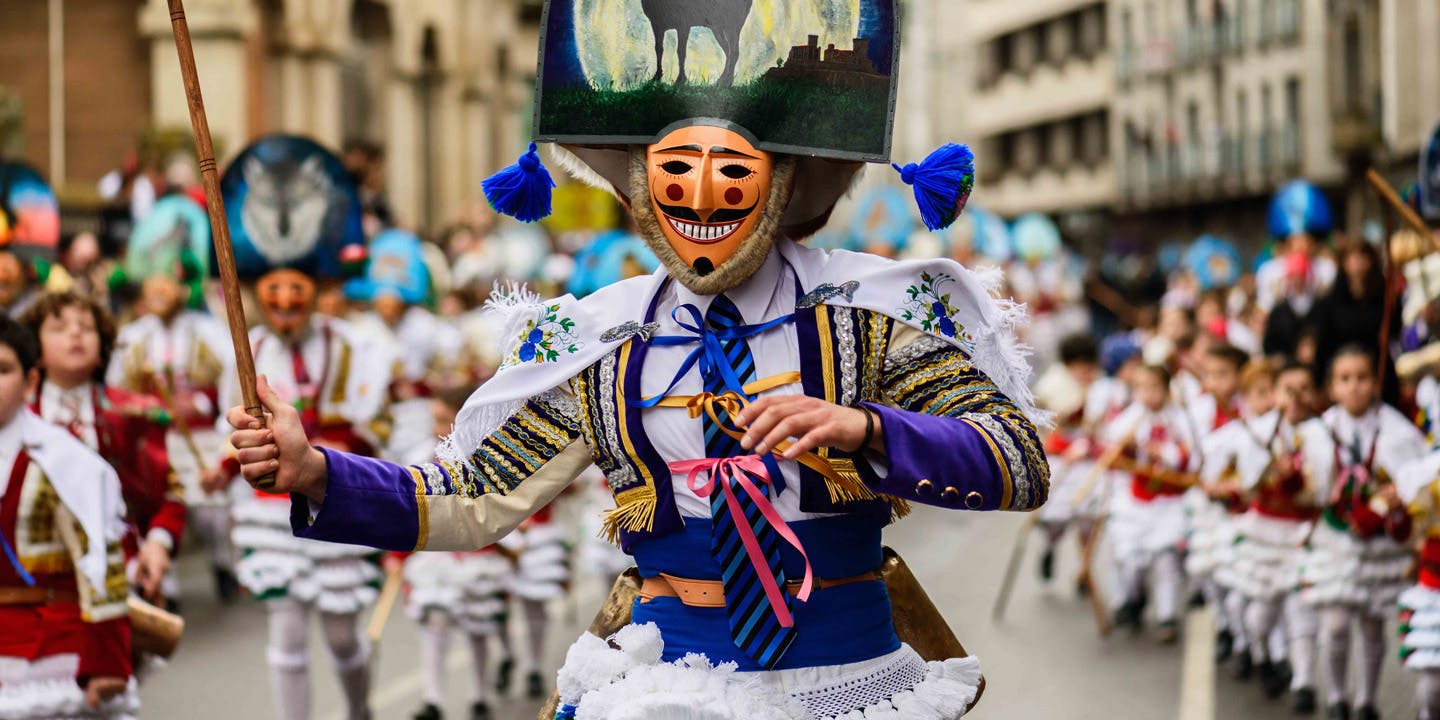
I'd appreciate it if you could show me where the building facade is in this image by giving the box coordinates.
[961,0,1114,233]
[0,0,542,233]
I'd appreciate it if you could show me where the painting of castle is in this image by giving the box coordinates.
[765,35,889,89]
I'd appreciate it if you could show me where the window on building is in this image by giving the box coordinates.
[1013,28,1038,76]
[1122,8,1134,52]
[1261,82,1272,128]
[1341,16,1362,113]
[1285,76,1300,128]
[994,34,1014,80]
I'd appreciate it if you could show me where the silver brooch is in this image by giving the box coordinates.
[600,321,659,343]
[797,281,860,309]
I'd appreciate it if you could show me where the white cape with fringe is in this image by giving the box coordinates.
[440,240,1041,462]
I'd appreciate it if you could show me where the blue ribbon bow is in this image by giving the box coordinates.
[633,303,795,409]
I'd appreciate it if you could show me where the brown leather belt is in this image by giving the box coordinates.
[0,586,79,605]
[639,571,881,608]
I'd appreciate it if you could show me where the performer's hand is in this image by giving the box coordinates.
[135,540,171,603]
[735,396,882,459]
[226,375,329,502]
[382,554,404,576]
[84,676,127,708]
[199,466,231,494]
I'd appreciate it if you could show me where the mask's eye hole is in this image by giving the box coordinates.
[660,161,693,175]
[719,164,753,180]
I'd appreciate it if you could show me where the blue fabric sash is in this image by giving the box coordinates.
[629,514,898,670]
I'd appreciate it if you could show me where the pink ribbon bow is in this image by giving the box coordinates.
[669,455,814,627]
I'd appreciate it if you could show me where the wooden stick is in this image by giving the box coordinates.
[146,367,210,480]
[1367,168,1434,243]
[367,567,404,645]
[166,0,274,489]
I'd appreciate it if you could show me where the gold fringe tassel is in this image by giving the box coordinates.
[599,489,657,545]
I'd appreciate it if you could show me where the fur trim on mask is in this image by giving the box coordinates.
[628,149,797,295]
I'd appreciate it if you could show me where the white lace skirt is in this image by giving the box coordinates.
[0,654,140,720]
[511,523,572,601]
[1038,460,1112,523]
[1184,494,1236,579]
[1298,523,1411,617]
[168,427,229,508]
[404,551,511,636]
[1108,492,1188,568]
[1213,513,1308,601]
[1401,584,1440,670]
[554,623,980,720]
[232,494,381,614]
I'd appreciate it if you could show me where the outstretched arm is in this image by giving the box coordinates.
[227,376,588,551]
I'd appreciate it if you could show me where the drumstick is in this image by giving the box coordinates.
[146,366,210,478]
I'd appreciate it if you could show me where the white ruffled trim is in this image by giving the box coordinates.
[555,624,979,720]
[0,676,140,719]
[1215,514,1308,600]
[1401,585,1440,670]
[1298,524,1411,615]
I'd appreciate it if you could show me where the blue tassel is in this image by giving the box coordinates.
[892,143,975,231]
[483,142,556,223]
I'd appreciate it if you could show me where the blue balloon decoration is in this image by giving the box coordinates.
[1011,213,1061,262]
[344,229,430,305]
[1267,179,1333,240]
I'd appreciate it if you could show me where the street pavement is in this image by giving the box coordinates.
[141,503,1420,719]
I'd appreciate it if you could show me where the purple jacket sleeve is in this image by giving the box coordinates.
[291,448,422,551]
[860,335,1050,512]
[852,403,1009,510]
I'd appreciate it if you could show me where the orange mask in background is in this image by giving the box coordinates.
[256,269,317,339]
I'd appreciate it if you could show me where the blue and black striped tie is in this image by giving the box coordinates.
[701,294,795,669]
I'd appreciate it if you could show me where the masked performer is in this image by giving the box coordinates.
[216,136,391,720]
[345,229,464,465]
[230,5,1048,719]
[108,196,239,602]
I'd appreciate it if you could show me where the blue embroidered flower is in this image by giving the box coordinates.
[500,303,584,370]
[900,271,964,339]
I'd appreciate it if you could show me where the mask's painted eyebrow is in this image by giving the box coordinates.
[658,144,704,154]
[711,146,759,159]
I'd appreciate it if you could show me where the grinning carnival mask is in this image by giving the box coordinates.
[480,0,976,294]
[631,123,793,294]
[220,135,366,337]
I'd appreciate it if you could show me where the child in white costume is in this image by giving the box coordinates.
[1107,364,1198,641]
[1034,335,1107,587]
[1186,342,1249,663]
[1208,361,1323,707]
[400,387,517,720]
[1396,447,1440,720]
[1298,347,1425,720]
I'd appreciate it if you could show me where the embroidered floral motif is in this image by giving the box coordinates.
[900,272,967,340]
[599,321,659,344]
[501,303,583,369]
[797,280,860,309]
